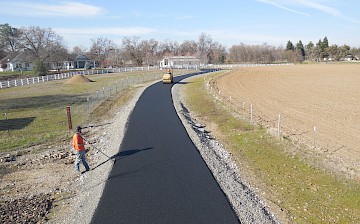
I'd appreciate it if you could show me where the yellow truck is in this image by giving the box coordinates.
[162,68,173,84]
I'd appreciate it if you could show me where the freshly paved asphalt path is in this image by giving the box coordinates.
[91,71,240,224]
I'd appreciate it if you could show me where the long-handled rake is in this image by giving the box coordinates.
[72,127,115,163]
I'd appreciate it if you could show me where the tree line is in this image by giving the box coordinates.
[284,37,360,62]
[1,23,360,72]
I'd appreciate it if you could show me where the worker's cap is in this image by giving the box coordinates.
[75,126,82,131]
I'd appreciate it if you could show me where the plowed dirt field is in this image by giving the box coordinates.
[211,64,360,180]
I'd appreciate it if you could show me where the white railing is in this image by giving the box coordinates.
[0,64,293,89]
[0,66,160,89]
[205,63,293,69]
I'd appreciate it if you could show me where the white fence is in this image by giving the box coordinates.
[0,64,293,89]
[206,63,293,69]
[0,66,160,89]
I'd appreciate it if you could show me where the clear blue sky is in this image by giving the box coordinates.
[1,0,359,50]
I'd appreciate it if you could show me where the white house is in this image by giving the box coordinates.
[0,53,95,72]
[50,55,95,70]
[0,51,33,72]
[159,56,201,69]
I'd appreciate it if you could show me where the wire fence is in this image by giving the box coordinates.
[0,68,197,151]
[204,68,314,149]
[203,64,356,155]
[0,64,288,151]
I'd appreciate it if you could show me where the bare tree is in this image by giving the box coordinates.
[71,45,88,55]
[89,37,115,67]
[179,40,198,56]
[141,39,160,66]
[305,41,315,61]
[350,47,360,60]
[107,45,123,67]
[228,42,284,64]
[196,33,213,64]
[121,36,146,66]
[18,26,67,62]
[228,43,246,63]
[159,40,180,56]
[209,41,227,64]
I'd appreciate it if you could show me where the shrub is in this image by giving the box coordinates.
[32,60,48,76]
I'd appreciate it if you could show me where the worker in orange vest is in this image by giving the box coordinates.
[73,126,90,172]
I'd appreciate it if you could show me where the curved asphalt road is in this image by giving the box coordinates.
[91,71,240,224]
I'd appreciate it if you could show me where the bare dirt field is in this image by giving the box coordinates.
[211,64,360,180]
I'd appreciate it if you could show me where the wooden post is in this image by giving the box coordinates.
[250,104,253,124]
[313,126,316,148]
[66,106,72,130]
[277,113,281,137]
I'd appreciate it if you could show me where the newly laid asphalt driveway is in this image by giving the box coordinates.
[91,71,240,224]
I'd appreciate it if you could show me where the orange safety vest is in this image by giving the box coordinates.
[73,133,85,151]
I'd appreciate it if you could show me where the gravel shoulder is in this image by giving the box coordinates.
[1,74,279,224]
[172,75,279,223]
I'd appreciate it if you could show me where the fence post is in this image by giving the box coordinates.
[250,104,253,124]
[277,113,281,137]
[313,126,316,147]
[66,106,72,130]
[87,97,90,115]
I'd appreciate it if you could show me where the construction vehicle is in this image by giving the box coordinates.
[162,68,173,84]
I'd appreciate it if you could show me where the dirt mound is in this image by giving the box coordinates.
[65,74,94,84]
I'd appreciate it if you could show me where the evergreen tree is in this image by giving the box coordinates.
[322,36,329,49]
[286,40,295,51]
[33,60,48,76]
[296,40,305,61]
[0,23,21,52]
